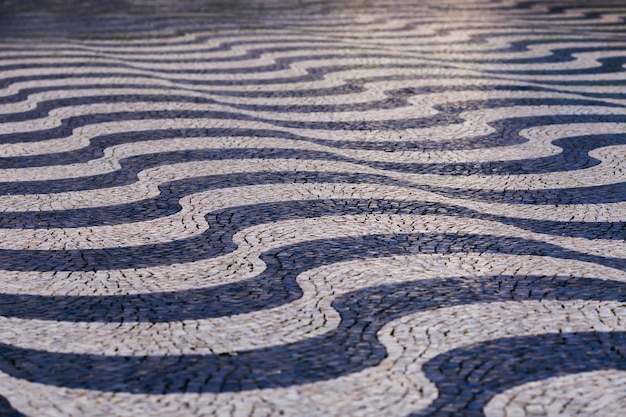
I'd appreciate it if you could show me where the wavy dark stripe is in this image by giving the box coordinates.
[6,174,412,226]
[490,46,626,65]
[0,276,622,394]
[3,81,626,114]
[0,99,623,147]
[14,35,576,72]
[0,63,378,89]
[2,0,625,40]
[0,396,24,417]
[1,1,625,414]
[2,127,625,192]
[0,227,624,322]
[0,88,421,123]
[1,89,624,124]
[487,37,626,57]
[0,4,408,39]
[0,81,368,106]
[412,331,626,417]
[492,55,626,75]
[0,207,623,272]
[0,52,417,76]
[0,44,357,65]
[426,181,626,205]
[0,137,620,182]
[2,67,623,103]
[3,172,626,242]
[8,183,626,233]
[0,34,343,55]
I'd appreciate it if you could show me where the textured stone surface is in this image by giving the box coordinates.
[0,0,626,416]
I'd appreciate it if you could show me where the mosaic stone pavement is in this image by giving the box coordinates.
[1,0,626,416]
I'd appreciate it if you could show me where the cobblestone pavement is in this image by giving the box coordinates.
[1,0,626,416]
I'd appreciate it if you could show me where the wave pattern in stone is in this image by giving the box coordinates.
[1,0,626,416]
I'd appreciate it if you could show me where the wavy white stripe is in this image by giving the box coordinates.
[1,80,623,119]
[6,121,626,181]
[4,31,611,67]
[0,47,442,74]
[0,134,564,180]
[0,168,624,253]
[2,154,625,215]
[1,4,625,415]
[0,98,444,136]
[0,24,591,55]
[3,104,626,160]
[0,78,598,115]
[0,298,622,417]
[0,254,622,355]
[0,208,624,299]
[0,67,486,98]
[0,41,361,64]
[1,64,617,103]
[2,49,625,103]
[4,39,625,67]
[5,196,626,258]
[437,50,626,72]
[485,370,626,417]
[328,27,624,48]
[0,55,448,84]
[3,41,625,81]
